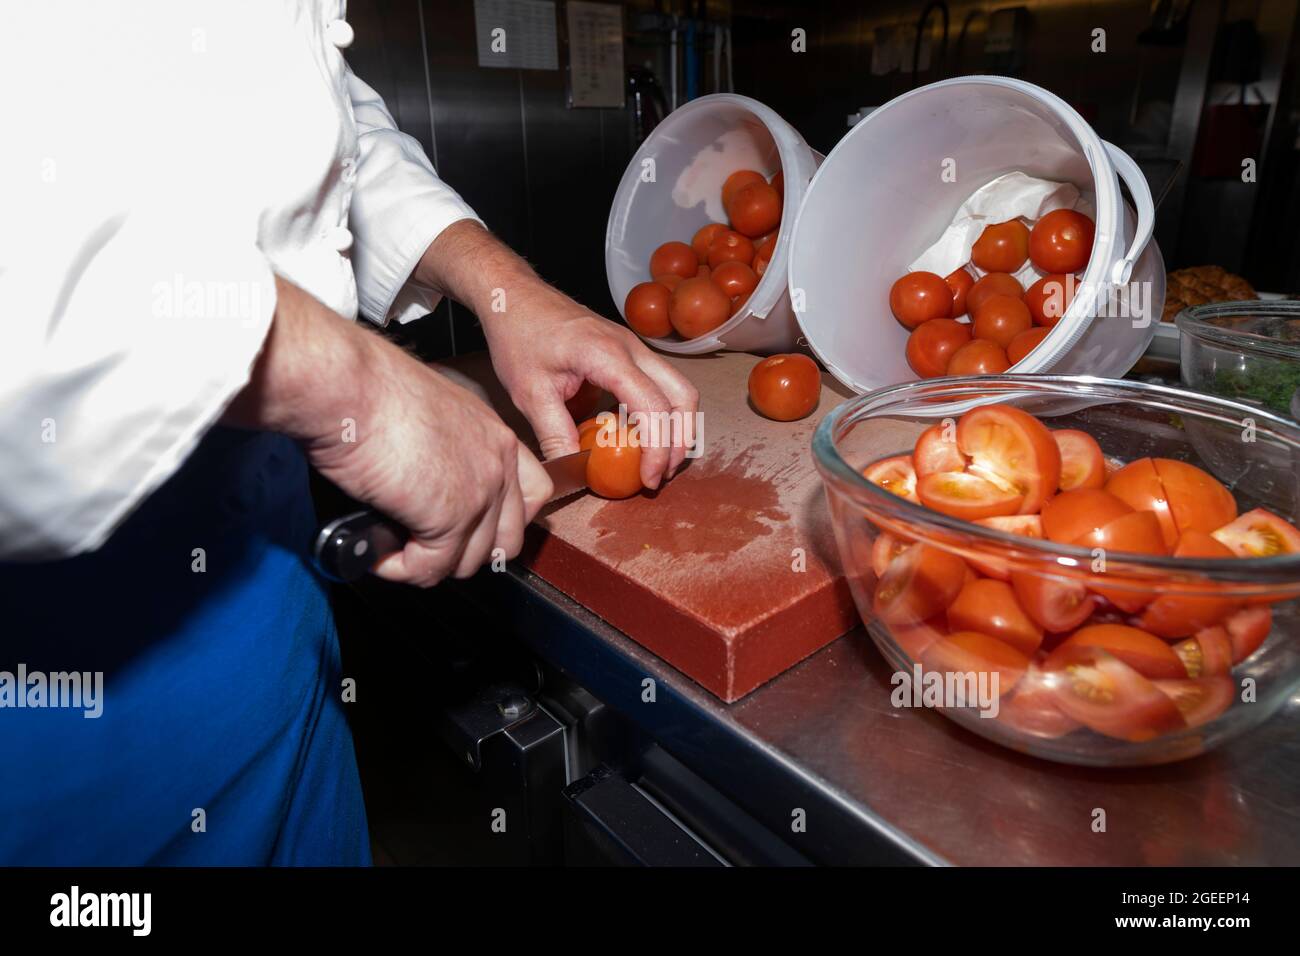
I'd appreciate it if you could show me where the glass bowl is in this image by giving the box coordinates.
[1178,300,1300,418]
[813,375,1300,766]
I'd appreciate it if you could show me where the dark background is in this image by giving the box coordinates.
[346,0,1300,361]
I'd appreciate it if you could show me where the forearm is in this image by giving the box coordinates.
[223,275,386,453]
[412,219,548,322]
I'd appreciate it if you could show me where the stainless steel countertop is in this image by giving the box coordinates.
[478,565,1300,866]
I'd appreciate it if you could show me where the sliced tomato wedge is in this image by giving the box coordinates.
[1153,458,1238,538]
[997,664,1082,738]
[872,543,968,627]
[862,455,919,503]
[870,532,911,577]
[1055,624,1186,679]
[1074,510,1168,613]
[956,406,1061,515]
[945,577,1043,656]
[1053,429,1106,491]
[1154,677,1235,729]
[912,422,966,477]
[1041,488,1133,544]
[1042,645,1186,742]
[1011,572,1097,633]
[968,515,1043,579]
[888,616,947,662]
[920,630,1029,698]
[1105,457,1179,548]
[1172,628,1233,678]
[1221,605,1273,663]
[1212,507,1300,558]
[1136,530,1239,638]
[916,471,1023,521]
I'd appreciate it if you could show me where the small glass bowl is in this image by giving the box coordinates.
[813,374,1300,766]
[1178,300,1300,418]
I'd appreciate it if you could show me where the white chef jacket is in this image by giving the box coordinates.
[0,2,483,560]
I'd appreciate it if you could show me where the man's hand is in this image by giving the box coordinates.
[225,276,552,587]
[416,221,700,490]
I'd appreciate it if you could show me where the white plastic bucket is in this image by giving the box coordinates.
[789,77,1164,393]
[605,94,821,355]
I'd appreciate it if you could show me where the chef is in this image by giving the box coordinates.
[0,3,697,864]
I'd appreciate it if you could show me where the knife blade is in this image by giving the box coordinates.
[313,449,591,583]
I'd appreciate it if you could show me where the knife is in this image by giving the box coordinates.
[313,449,591,583]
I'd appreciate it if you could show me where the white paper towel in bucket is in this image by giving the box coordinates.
[907,172,1093,289]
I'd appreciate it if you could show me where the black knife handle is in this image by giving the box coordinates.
[313,510,408,583]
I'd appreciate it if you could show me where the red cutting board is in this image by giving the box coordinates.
[436,351,859,702]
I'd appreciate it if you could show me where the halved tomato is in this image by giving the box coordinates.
[1011,572,1097,633]
[945,577,1044,656]
[968,514,1043,579]
[1221,605,1272,663]
[872,543,968,626]
[1172,628,1234,678]
[1136,530,1240,638]
[1043,645,1186,742]
[956,406,1061,515]
[1154,677,1235,729]
[1154,458,1237,538]
[1041,488,1133,544]
[912,422,966,477]
[916,471,1023,521]
[1105,457,1178,548]
[920,631,1029,698]
[1211,507,1300,558]
[1055,624,1186,679]
[1053,429,1106,491]
[997,665,1082,738]
[870,532,911,577]
[863,455,919,503]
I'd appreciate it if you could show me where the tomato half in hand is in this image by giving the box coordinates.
[966,272,1023,314]
[649,241,698,280]
[906,319,971,378]
[971,220,1030,273]
[1029,209,1095,274]
[873,543,968,626]
[946,339,1010,375]
[971,294,1032,349]
[586,421,643,499]
[889,271,953,329]
[748,353,820,421]
[946,267,975,317]
[623,281,673,338]
[1024,273,1077,327]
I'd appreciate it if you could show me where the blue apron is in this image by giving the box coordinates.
[0,428,369,865]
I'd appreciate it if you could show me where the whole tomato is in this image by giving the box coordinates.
[748,353,821,421]
[889,271,953,329]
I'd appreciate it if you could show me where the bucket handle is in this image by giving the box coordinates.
[1102,142,1155,287]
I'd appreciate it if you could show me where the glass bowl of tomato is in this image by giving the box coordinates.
[813,374,1300,766]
